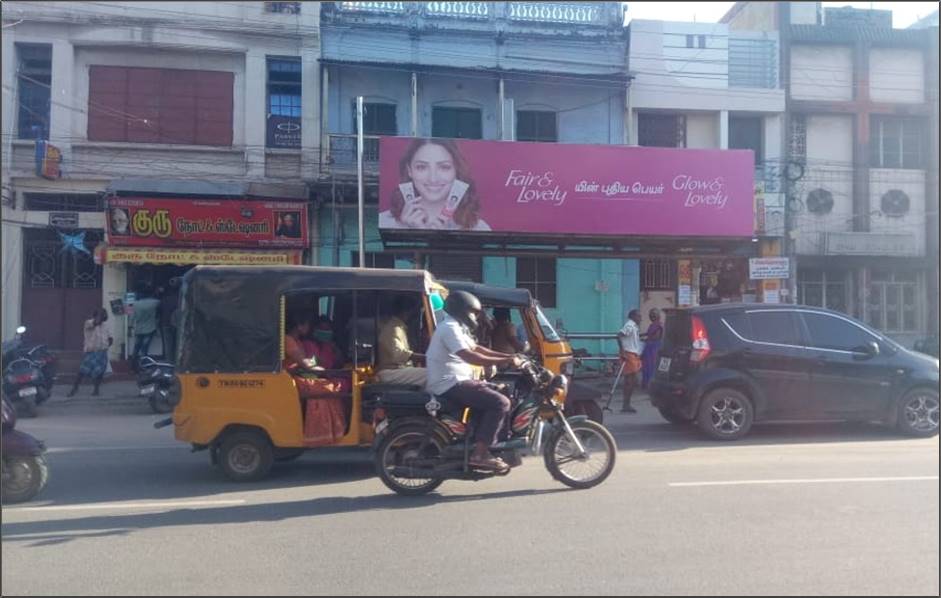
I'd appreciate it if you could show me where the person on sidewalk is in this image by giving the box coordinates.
[376,296,427,387]
[68,308,113,397]
[131,286,161,369]
[640,308,664,389]
[617,309,643,414]
[159,279,180,363]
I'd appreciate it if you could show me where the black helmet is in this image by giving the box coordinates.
[444,290,482,330]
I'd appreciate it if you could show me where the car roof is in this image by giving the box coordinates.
[667,302,857,318]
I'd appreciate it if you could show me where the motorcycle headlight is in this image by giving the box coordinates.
[561,360,575,377]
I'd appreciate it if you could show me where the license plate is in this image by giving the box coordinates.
[658,357,672,373]
[140,384,156,396]
[18,387,38,397]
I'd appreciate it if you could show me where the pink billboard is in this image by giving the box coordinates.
[378,137,754,237]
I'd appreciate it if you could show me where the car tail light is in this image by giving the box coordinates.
[690,315,711,363]
[14,373,36,384]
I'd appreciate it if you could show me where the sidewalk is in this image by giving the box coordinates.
[48,380,142,404]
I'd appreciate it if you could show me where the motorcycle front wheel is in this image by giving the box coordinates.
[544,420,616,490]
[1,455,49,504]
[148,394,173,414]
[375,425,446,496]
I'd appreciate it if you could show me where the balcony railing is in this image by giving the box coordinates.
[426,1,491,19]
[508,2,602,24]
[334,1,613,26]
[326,134,381,172]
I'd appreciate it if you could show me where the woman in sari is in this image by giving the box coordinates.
[640,308,664,389]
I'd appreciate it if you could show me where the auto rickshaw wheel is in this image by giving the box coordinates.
[218,430,274,482]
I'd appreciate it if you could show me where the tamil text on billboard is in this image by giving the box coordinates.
[378,137,754,237]
[106,198,308,248]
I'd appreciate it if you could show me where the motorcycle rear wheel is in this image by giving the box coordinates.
[15,396,37,418]
[375,425,446,496]
[1,455,49,504]
[148,394,173,414]
[544,420,616,490]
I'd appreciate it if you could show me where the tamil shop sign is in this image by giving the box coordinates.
[106,198,308,248]
[101,247,302,266]
[378,138,754,236]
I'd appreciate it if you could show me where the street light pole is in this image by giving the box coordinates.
[356,95,366,268]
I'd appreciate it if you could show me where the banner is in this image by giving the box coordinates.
[102,247,302,266]
[749,257,790,280]
[378,137,754,237]
[106,198,308,248]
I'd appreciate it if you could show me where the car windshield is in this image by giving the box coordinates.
[535,305,561,342]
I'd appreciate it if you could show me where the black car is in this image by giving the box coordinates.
[649,304,940,440]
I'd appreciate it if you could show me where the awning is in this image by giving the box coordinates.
[96,245,302,266]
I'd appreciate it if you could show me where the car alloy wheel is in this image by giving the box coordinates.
[709,396,746,435]
[904,393,940,434]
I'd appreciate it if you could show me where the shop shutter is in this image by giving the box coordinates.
[427,255,482,282]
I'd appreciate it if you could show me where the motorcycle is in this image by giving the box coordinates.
[137,356,176,414]
[2,327,49,418]
[1,395,49,503]
[371,358,617,496]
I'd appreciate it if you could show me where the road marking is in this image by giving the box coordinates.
[669,476,940,487]
[6,499,246,512]
[46,445,187,453]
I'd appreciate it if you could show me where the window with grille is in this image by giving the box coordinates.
[641,259,675,291]
[16,44,52,140]
[516,110,557,142]
[432,107,482,139]
[88,65,234,146]
[871,117,926,169]
[265,2,300,13]
[866,271,918,333]
[638,114,686,148]
[427,255,483,283]
[789,114,806,163]
[517,257,557,308]
[798,268,847,314]
[353,102,397,135]
[23,194,102,212]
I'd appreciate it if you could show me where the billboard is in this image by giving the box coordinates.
[106,197,308,248]
[378,137,754,237]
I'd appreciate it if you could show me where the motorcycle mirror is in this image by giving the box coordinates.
[16,326,27,335]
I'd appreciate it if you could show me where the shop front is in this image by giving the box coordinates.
[373,137,764,354]
[98,196,308,363]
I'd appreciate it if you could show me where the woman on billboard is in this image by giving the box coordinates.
[379,138,491,231]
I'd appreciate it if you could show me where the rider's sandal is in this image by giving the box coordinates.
[470,456,510,472]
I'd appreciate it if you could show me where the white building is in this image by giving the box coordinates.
[723,1,940,347]
[1,1,320,363]
[626,18,786,314]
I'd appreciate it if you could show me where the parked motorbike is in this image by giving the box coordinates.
[371,357,617,496]
[137,356,176,414]
[1,395,49,504]
[2,327,51,418]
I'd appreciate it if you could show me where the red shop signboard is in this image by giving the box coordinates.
[106,197,308,248]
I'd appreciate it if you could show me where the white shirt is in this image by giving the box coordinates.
[619,319,642,355]
[425,314,477,396]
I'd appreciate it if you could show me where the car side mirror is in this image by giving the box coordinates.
[852,341,880,360]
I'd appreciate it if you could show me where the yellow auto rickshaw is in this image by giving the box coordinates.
[163,265,446,481]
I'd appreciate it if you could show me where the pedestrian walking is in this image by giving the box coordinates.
[67,308,113,397]
[640,308,664,388]
[131,285,161,369]
[617,309,643,413]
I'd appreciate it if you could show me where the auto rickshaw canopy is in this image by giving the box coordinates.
[177,266,441,374]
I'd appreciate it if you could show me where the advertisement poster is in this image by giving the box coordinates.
[749,257,790,280]
[378,137,754,237]
[106,198,308,248]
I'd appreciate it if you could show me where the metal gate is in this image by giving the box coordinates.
[22,228,103,350]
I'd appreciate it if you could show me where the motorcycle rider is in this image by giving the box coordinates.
[426,291,521,472]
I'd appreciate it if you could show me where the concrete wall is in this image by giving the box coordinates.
[790,45,853,102]
[869,48,925,104]
[686,113,720,148]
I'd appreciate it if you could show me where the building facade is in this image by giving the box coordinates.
[723,1,940,347]
[1,1,321,361]
[315,1,636,352]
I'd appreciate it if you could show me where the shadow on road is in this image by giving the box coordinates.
[1,488,569,545]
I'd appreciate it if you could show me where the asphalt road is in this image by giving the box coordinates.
[2,394,938,596]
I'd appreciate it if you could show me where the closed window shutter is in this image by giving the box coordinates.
[88,66,129,141]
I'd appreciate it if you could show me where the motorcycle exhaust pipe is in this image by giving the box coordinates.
[153,417,173,429]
